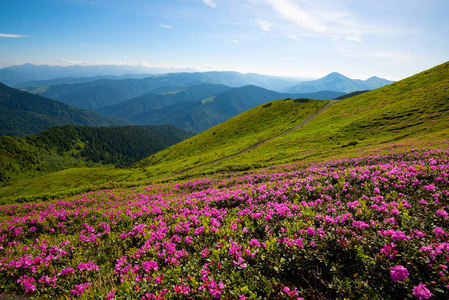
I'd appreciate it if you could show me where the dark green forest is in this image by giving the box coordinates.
[0,124,195,182]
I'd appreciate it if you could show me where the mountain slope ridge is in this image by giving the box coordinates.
[285,72,394,93]
[0,83,129,136]
[166,100,338,177]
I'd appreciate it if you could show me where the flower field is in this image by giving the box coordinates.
[1,145,449,299]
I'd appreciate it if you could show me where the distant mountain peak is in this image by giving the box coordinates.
[324,72,347,78]
[285,72,393,94]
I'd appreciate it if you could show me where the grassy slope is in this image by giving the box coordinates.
[0,167,148,203]
[231,61,449,164]
[134,99,328,176]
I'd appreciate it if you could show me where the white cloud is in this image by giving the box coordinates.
[345,36,362,42]
[250,0,404,42]
[0,33,27,38]
[203,0,217,8]
[261,0,325,32]
[256,19,272,32]
[159,23,173,29]
[81,43,109,48]
[286,34,299,40]
[233,40,239,44]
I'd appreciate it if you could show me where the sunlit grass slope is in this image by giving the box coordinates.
[134,99,328,176]
[0,167,148,203]
[139,61,449,175]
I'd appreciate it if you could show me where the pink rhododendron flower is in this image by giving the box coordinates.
[249,239,261,247]
[390,265,409,282]
[201,248,210,258]
[17,275,36,294]
[71,282,92,296]
[77,261,99,271]
[173,283,190,295]
[391,230,409,241]
[433,227,447,236]
[106,289,116,300]
[307,227,315,236]
[436,209,448,218]
[142,260,158,273]
[412,283,432,299]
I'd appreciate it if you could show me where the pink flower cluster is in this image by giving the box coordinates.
[0,145,448,299]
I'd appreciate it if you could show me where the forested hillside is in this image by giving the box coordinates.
[0,124,194,182]
[0,83,129,136]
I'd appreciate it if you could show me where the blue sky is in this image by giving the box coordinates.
[1,0,448,80]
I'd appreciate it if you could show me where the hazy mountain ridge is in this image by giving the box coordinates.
[0,63,195,85]
[96,83,232,120]
[1,64,304,91]
[285,72,394,93]
[19,71,305,109]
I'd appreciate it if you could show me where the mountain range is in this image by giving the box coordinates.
[1,66,394,133]
[1,63,393,94]
[0,63,196,86]
[1,64,306,91]
[285,72,394,93]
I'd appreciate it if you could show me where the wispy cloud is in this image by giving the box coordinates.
[256,19,272,32]
[233,40,239,44]
[203,0,217,8]
[261,0,325,32]
[159,23,173,29]
[286,34,299,40]
[81,43,109,48]
[250,0,375,42]
[0,33,27,38]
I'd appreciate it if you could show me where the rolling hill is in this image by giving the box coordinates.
[0,83,130,136]
[285,72,394,93]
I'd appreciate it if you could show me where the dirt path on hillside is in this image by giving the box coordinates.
[168,100,339,177]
